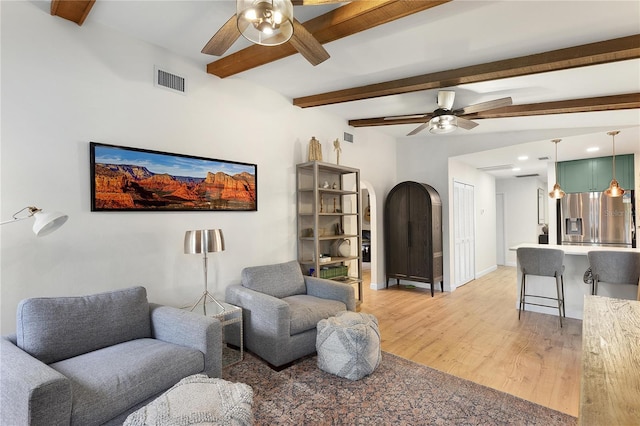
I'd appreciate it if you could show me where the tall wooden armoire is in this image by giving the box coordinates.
[384,181,443,296]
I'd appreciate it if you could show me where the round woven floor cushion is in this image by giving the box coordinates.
[316,311,381,380]
[123,374,253,426]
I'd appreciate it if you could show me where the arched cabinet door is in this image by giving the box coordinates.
[384,181,443,296]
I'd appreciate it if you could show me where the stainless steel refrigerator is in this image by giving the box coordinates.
[560,191,635,248]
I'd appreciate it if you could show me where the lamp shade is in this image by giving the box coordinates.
[184,229,225,254]
[237,0,293,46]
[32,210,68,237]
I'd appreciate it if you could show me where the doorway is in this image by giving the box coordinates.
[496,192,506,265]
[453,180,475,287]
[360,181,378,289]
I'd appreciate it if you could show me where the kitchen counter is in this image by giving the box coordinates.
[509,243,640,319]
[579,296,640,424]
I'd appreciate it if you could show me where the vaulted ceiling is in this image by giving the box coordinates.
[50,0,640,178]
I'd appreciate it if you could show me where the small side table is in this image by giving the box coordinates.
[189,302,243,368]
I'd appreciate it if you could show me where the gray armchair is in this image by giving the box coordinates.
[225,260,355,368]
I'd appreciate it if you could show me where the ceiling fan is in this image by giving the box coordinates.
[201,0,344,66]
[397,91,513,136]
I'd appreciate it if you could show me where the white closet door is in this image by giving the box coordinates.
[454,181,475,287]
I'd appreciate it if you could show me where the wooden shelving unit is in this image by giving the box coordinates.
[296,161,362,302]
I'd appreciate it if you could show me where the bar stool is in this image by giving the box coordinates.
[517,247,566,327]
[587,251,640,299]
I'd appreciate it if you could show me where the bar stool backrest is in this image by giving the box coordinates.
[517,247,564,277]
[587,251,640,285]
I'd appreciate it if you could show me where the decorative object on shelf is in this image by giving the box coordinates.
[548,139,566,199]
[0,206,68,236]
[308,136,322,161]
[332,182,337,189]
[184,229,226,314]
[333,138,342,164]
[604,130,625,197]
[90,142,257,212]
[332,238,351,258]
[322,181,330,188]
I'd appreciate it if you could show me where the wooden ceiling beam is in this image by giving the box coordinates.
[206,0,450,78]
[51,0,95,26]
[347,93,640,127]
[297,34,640,108]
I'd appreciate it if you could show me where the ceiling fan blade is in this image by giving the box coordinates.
[290,19,330,65]
[437,90,456,110]
[201,14,241,56]
[457,116,479,130]
[455,97,513,115]
[292,0,345,5]
[407,121,430,136]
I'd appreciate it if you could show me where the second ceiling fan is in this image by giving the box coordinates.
[202,0,344,66]
[398,90,513,136]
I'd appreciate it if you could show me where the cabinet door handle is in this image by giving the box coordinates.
[408,221,412,247]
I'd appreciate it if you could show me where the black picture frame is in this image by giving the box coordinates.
[90,142,257,212]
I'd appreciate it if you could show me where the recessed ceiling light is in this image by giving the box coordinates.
[517,155,528,161]
[587,147,599,152]
[512,167,521,172]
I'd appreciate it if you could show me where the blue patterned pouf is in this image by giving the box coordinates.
[316,311,381,380]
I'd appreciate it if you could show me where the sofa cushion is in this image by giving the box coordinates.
[283,294,347,335]
[241,260,306,299]
[16,286,151,364]
[50,338,204,426]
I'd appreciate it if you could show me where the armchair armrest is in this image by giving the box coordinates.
[305,276,356,311]
[149,304,222,378]
[225,285,291,339]
[0,337,71,426]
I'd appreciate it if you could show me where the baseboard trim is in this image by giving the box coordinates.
[476,265,498,279]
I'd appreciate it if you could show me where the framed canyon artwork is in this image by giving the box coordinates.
[90,142,257,211]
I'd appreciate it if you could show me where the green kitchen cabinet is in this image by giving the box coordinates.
[558,154,634,193]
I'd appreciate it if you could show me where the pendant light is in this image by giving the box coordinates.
[549,139,565,199]
[237,0,293,47]
[604,130,625,197]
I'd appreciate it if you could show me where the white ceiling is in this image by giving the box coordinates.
[83,0,640,180]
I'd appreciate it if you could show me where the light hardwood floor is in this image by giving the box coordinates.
[358,266,582,417]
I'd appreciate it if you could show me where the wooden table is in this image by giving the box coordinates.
[579,295,640,425]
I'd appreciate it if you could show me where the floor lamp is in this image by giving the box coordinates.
[0,206,68,236]
[184,229,225,315]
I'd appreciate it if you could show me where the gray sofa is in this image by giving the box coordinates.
[0,286,222,426]
[225,260,355,368]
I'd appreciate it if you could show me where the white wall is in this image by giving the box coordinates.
[496,177,545,266]
[0,1,397,334]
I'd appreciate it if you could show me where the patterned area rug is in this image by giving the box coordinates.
[223,352,577,425]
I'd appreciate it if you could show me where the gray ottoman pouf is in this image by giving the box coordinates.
[316,311,381,380]
[124,374,253,426]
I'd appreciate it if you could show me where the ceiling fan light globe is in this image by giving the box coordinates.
[428,114,457,134]
[237,0,293,46]
[244,8,258,21]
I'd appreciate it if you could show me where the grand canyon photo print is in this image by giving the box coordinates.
[91,143,257,211]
